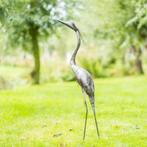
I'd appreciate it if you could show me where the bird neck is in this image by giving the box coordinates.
[70,30,81,66]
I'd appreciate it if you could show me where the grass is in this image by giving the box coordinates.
[0,76,147,147]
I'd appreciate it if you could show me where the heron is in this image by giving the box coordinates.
[57,20,100,140]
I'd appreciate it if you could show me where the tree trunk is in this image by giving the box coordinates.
[30,26,40,84]
[131,46,144,74]
[135,48,144,74]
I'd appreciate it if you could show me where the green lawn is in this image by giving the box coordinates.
[0,76,147,147]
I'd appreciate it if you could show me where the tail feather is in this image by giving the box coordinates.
[89,96,95,110]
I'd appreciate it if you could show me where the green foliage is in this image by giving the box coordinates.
[90,0,147,75]
[0,0,147,84]
[79,57,106,78]
[126,1,147,40]
[0,65,30,89]
[0,0,81,50]
[60,68,75,82]
[0,0,80,84]
[6,0,56,49]
[0,7,5,25]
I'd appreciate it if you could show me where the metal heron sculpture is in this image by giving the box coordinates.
[57,20,100,140]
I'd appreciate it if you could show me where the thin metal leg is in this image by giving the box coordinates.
[92,106,100,138]
[82,89,88,140]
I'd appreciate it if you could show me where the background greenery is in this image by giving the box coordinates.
[0,0,147,146]
[0,0,147,87]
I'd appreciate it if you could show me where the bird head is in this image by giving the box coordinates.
[56,20,79,32]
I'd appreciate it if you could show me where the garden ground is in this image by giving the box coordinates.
[0,76,147,147]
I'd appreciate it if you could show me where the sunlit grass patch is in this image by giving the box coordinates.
[0,76,146,146]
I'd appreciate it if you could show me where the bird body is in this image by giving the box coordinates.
[57,20,100,140]
[72,65,95,100]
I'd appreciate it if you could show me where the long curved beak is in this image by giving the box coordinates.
[56,20,75,31]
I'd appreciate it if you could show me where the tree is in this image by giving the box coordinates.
[94,0,147,74]
[4,0,77,84]
[0,0,7,28]
[125,0,147,74]
[0,7,5,26]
